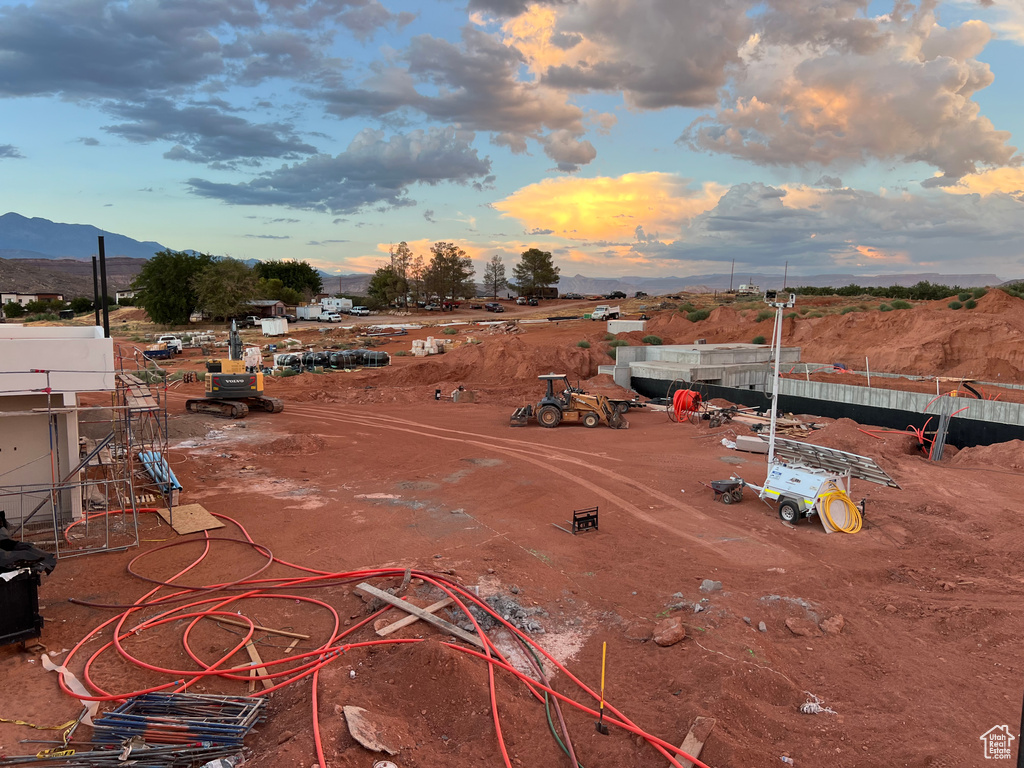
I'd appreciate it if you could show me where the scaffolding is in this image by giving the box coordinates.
[0,344,171,558]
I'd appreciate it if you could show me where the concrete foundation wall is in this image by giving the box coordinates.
[607,320,646,334]
[0,326,115,395]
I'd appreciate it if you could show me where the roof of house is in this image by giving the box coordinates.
[249,299,285,306]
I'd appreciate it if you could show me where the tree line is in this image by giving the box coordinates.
[791,281,983,301]
[131,251,323,325]
[367,242,559,307]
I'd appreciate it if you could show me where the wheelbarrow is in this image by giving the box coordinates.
[710,479,743,504]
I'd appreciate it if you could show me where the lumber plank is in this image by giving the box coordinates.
[356,582,483,649]
[675,716,716,768]
[376,597,454,637]
[213,616,310,640]
[244,641,273,690]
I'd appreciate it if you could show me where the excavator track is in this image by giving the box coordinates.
[185,399,250,419]
[254,397,284,413]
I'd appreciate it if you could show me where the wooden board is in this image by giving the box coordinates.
[244,641,273,691]
[675,716,716,768]
[356,582,483,649]
[376,597,454,637]
[157,503,224,535]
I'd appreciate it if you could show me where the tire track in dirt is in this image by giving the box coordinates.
[286,403,798,564]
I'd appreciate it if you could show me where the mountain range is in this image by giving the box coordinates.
[0,211,1007,298]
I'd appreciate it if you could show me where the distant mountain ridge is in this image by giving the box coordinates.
[0,212,169,260]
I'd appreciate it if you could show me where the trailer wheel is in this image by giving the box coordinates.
[583,412,600,428]
[537,405,562,428]
[778,500,800,523]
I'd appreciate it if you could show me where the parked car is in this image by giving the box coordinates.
[423,303,441,311]
[156,334,183,353]
[562,293,583,300]
[516,296,528,305]
[322,311,342,322]
[350,306,370,316]
[484,302,504,312]
[468,303,484,309]
[283,313,297,323]
[527,297,539,306]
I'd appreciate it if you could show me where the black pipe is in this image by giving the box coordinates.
[91,256,101,327]
[97,236,110,337]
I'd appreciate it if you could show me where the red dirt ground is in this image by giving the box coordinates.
[3,294,1024,768]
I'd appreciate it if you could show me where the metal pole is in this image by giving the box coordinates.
[98,236,110,338]
[767,304,784,464]
[866,357,871,387]
[783,261,788,290]
[92,256,101,327]
[729,259,735,293]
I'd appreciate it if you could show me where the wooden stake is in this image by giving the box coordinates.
[356,582,483,649]
[244,641,273,691]
[213,616,310,640]
[675,716,716,768]
[376,597,454,637]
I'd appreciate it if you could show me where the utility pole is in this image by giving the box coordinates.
[91,256,101,327]
[729,259,735,292]
[98,236,110,338]
[783,261,789,290]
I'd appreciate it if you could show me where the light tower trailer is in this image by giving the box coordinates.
[741,464,862,532]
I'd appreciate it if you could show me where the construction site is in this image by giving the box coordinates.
[2,289,1023,767]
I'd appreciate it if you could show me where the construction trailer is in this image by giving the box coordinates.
[0,325,174,557]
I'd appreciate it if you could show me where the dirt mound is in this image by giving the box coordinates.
[950,439,1024,470]
[260,434,327,455]
[803,417,917,466]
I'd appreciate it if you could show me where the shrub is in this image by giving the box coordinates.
[277,368,299,377]
[609,339,629,347]
[752,335,766,344]
[577,340,591,348]
[890,300,912,310]
[678,302,697,313]
[839,306,861,315]
[25,313,59,322]
[957,292,971,301]
[948,300,962,310]
[393,350,410,356]
[686,309,710,322]
[806,311,824,318]
[2,301,25,318]
[972,287,987,299]
[784,312,797,319]
[606,349,617,359]
[798,306,810,314]
[964,299,977,309]
[442,327,458,335]
[755,309,774,322]
[879,304,893,312]
[642,335,663,345]
[603,332,616,341]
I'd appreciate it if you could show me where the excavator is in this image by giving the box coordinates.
[510,373,628,429]
[185,320,284,419]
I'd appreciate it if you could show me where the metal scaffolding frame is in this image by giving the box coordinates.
[0,344,172,558]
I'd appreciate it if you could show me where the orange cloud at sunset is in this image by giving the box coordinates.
[493,173,727,242]
[941,167,1024,196]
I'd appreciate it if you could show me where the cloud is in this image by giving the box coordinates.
[188,126,491,214]
[423,208,437,222]
[683,3,1019,181]
[940,167,1024,199]
[0,144,24,159]
[494,172,728,241]
[77,137,100,146]
[540,129,596,172]
[467,0,578,17]
[245,234,292,239]
[102,98,316,165]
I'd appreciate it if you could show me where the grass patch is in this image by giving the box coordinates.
[798,306,810,314]
[606,349,617,359]
[890,300,912,310]
[442,327,458,335]
[879,304,893,312]
[603,332,616,341]
[839,306,862,315]
[751,335,766,344]
[277,368,300,377]
[576,340,591,348]
[755,309,774,322]
[964,299,977,309]
[805,311,824,318]
[678,302,697,313]
[609,339,629,347]
[686,309,710,322]
[642,335,663,345]
[958,292,972,302]
[393,350,410,356]
[784,312,797,319]
[948,300,962,310]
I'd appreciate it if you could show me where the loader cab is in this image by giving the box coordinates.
[538,373,574,410]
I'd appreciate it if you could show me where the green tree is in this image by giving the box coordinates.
[257,277,302,306]
[424,242,475,301]
[69,297,94,314]
[483,254,507,299]
[253,260,323,297]
[389,242,414,306]
[193,258,259,320]
[368,264,404,307]
[132,250,215,325]
[3,301,25,318]
[512,248,559,296]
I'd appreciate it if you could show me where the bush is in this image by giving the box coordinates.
[755,309,774,322]
[678,302,697,313]
[576,340,591,348]
[879,304,893,312]
[958,292,972,302]
[890,300,912,310]
[277,368,299,377]
[784,312,797,319]
[798,306,810,315]
[839,306,861,315]
[964,299,977,309]
[442,327,458,335]
[393,350,410,356]
[752,335,766,344]
[642,335,663,345]
[25,313,59,322]
[806,311,824,318]
[603,332,616,341]
[686,309,710,322]
[972,287,987,299]
[606,349,617,359]
[609,339,629,347]
[948,300,962,310]
[2,301,25,318]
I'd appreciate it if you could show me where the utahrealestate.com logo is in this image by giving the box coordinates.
[980,725,1015,760]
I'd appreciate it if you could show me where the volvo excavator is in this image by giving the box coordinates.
[185,320,284,419]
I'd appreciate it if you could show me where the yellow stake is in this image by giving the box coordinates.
[600,641,607,711]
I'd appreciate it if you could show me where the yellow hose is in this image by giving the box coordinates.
[818,485,862,533]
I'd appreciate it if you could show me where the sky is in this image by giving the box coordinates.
[1,0,1022,280]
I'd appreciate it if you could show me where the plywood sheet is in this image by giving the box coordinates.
[157,503,223,535]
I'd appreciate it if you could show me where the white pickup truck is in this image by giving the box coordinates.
[591,305,621,321]
[156,334,183,353]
